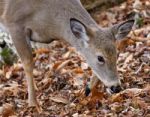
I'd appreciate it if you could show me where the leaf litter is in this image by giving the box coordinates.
[0,0,150,116]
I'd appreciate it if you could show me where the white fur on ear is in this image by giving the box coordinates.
[112,20,134,40]
[81,30,89,48]
[83,39,89,48]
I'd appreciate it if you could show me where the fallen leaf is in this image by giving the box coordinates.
[73,68,84,74]
[91,86,104,101]
[122,54,133,69]
[55,60,71,72]
[72,113,79,117]
[49,96,69,104]
[5,71,12,79]
[111,88,142,103]
[117,39,135,51]
[34,48,49,54]
[2,82,19,96]
[0,103,15,117]
[73,76,84,87]
[81,62,89,70]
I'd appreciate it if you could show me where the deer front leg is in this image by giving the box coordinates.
[8,25,41,112]
[25,28,38,91]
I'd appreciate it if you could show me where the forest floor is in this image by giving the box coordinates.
[0,0,150,116]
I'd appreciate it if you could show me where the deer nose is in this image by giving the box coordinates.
[110,85,122,94]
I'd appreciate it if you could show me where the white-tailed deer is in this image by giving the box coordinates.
[0,0,134,112]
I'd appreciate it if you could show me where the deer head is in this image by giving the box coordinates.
[71,19,134,93]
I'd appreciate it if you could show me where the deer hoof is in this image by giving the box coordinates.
[85,85,91,96]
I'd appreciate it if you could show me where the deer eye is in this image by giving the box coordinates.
[97,56,105,65]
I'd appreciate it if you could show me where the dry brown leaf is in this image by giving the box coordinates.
[80,97,90,106]
[49,97,69,104]
[91,86,104,101]
[132,97,148,109]
[117,39,135,51]
[122,54,133,69]
[33,69,42,76]
[73,76,84,86]
[62,49,74,59]
[111,93,125,103]
[72,113,79,117]
[124,54,133,64]
[0,103,15,117]
[2,82,19,96]
[34,48,49,54]
[111,88,143,103]
[62,51,71,59]
[81,62,89,70]
[73,68,84,74]
[55,60,71,72]
[53,61,62,70]
[124,88,142,94]
[5,71,12,79]
[0,70,4,76]
[13,63,23,71]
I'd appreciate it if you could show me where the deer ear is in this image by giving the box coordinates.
[70,19,89,41]
[112,20,134,40]
[70,19,87,39]
[70,19,89,47]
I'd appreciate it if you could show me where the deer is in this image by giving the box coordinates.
[0,0,134,112]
